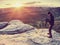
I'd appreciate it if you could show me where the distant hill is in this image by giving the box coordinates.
[0,7,60,23]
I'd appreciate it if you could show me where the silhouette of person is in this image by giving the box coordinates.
[45,12,54,38]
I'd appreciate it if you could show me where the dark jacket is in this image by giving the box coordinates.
[49,14,54,25]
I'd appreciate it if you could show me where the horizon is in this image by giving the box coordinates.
[0,7,60,23]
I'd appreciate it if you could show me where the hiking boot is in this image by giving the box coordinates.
[47,33,50,35]
[48,35,52,38]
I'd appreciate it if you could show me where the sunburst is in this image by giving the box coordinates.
[12,3,23,8]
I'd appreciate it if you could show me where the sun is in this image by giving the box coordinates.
[12,3,23,8]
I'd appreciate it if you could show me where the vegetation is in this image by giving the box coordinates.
[29,21,60,33]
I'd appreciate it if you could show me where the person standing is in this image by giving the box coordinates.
[45,12,54,38]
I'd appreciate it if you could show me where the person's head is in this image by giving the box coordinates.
[48,12,52,16]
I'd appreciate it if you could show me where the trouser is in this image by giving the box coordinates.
[49,25,54,37]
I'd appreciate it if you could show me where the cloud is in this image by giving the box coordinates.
[0,0,60,8]
[24,1,41,4]
[5,4,11,5]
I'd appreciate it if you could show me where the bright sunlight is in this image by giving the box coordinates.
[12,3,23,8]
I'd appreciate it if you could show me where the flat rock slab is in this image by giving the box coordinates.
[0,29,60,45]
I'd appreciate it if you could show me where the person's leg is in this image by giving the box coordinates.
[48,25,53,38]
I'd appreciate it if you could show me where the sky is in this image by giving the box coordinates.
[0,0,60,8]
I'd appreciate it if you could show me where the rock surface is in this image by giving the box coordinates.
[0,22,8,29]
[0,20,35,34]
[0,29,60,45]
[0,20,60,45]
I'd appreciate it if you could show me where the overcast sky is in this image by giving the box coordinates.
[0,0,60,8]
